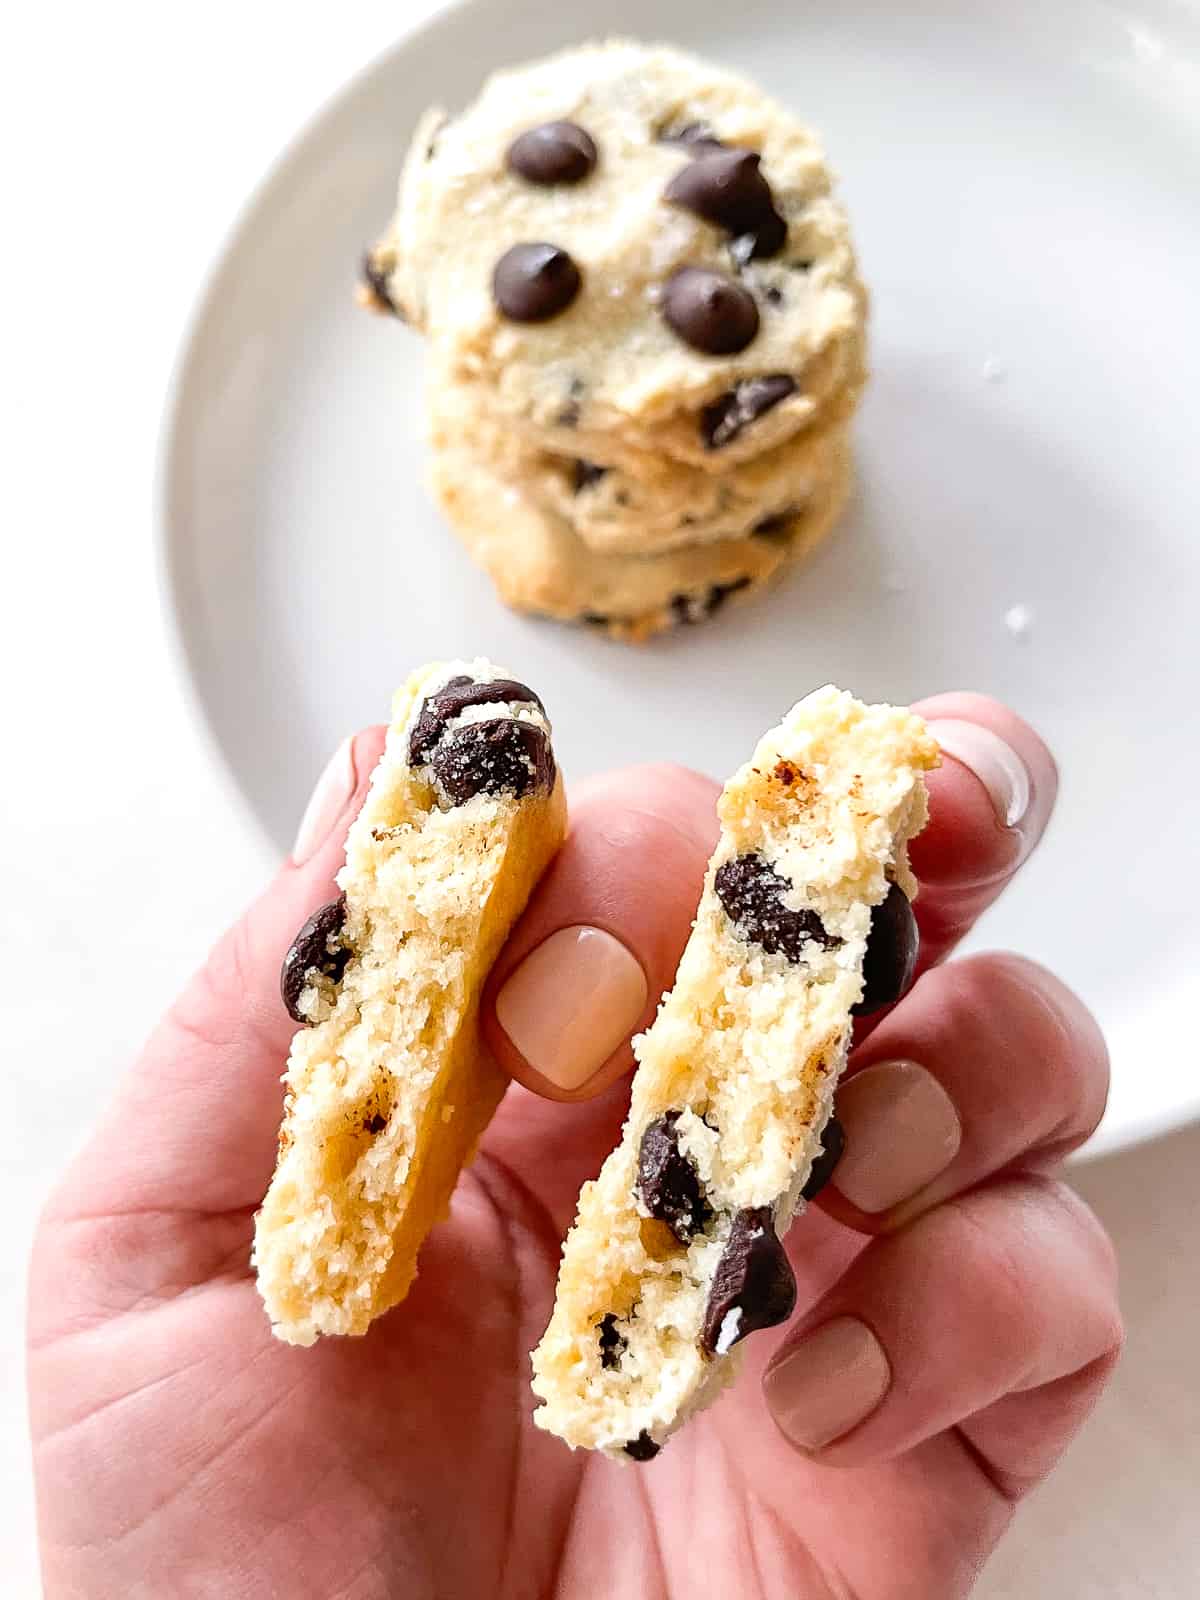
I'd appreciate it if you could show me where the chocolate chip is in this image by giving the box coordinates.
[364,1112,388,1135]
[728,211,788,265]
[751,509,796,541]
[430,719,555,805]
[657,121,726,154]
[664,149,786,259]
[408,674,546,765]
[636,1112,711,1243]
[800,1117,845,1201]
[670,577,752,626]
[662,266,759,355]
[507,120,597,185]
[493,243,581,322]
[556,375,585,427]
[360,253,404,318]
[281,895,351,1023]
[702,1206,796,1356]
[598,1313,626,1370]
[852,882,919,1016]
[624,1431,661,1461]
[714,854,840,961]
[701,375,797,449]
[572,459,608,492]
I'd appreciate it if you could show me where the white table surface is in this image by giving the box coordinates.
[3,5,1196,1594]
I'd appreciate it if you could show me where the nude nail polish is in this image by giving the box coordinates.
[495,926,648,1090]
[291,738,355,866]
[765,1317,891,1451]
[926,719,1031,831]
[833,1060,962,1213]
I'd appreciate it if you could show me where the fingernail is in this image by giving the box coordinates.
[833,1060,962,1213]
[927,719,1031,830]
[292,738,355,865]
[495,926,648,1091]
[764,1317,891,1451]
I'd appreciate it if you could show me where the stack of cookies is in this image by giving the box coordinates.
[364,40,868,641]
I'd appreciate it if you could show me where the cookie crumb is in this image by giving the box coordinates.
[1004,602,1034,639]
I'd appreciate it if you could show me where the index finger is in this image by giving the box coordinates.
[907,692,1058,974]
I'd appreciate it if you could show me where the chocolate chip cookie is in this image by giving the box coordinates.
[430,365,857,557]
[254,660,566,1345]
[530,687,938,1456]
[428,427,851,642]
[369,39,865,470]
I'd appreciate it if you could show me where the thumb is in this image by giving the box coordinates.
[54,727,387,1221]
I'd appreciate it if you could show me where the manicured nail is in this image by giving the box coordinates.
[927,719,1031,830]
[291,738,355,865]
[495,926,648,1091]
[832,1060,962,1213]
[764,1317,891,1451]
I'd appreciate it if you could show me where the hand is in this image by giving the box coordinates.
[28,696,1119,1600]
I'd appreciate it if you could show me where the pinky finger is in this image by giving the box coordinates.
[762,1176,1122,1492]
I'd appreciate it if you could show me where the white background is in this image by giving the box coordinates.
[2,3,1197,1594]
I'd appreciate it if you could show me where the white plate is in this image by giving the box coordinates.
[160,0,1200,1157]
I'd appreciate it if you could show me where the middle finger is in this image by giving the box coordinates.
[816,951,1110,1233]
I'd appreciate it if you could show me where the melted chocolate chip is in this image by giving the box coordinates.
[657,121,726,154]
[670,577,752,626]
[851,882,919,1016]
[664,150,786,260]
[598,1313,626,1370]
[728,212,788,265]
[624,1431,661,1461]
[408,675,545,766]
[507,120,598,185]
[751,509,796,541]
[701,375,797,449]
[800,1117,845,1201]
[493,243,581,322]
[360,253,404,318]
[661,267,759,355]
[714,854,839,961]
[281,895,351,1023]
[430,719,555,805]
[572,459,608,492]
[636,1112,711,1243]
[702,1206,796,1356]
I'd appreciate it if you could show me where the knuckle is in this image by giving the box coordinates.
[936,953,1109,1135]
[1017,1173,1122,1303]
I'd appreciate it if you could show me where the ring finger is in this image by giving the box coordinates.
[816,951,1110,1233]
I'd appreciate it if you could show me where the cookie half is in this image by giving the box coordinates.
[428,436,851,641]
[530,686,938,1456]
[370,39,866,468]
[254,660,566,1345]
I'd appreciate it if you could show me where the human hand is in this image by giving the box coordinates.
[28,695,1119,1599]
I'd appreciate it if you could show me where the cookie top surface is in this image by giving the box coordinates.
[382,40,863,449]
